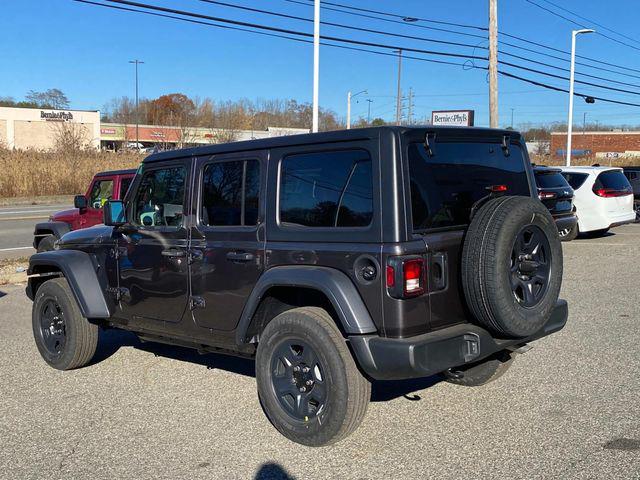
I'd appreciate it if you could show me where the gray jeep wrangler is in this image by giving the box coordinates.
[27,126,567,446]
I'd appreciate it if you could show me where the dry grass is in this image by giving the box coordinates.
[0,149,143,198]
[0,257,29,286]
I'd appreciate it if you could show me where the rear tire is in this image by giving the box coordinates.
[462,196,563,338]
[256,307,370,447]
[36,235,56,252]
[444,351,514,387]
[32,277,98,370]
[559,223,578,242]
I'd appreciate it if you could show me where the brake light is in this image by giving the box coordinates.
[487,184,508,193]
[386,265,395,288]
[593,187,632,197]
[538,191,557,200]
[403,259,425,296]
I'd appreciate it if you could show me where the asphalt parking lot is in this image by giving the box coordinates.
[1,225,639,479]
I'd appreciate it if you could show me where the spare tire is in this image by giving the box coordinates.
[462,196,563,338]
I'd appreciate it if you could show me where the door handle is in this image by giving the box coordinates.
[226,251,254,262]
[161,248,186,258]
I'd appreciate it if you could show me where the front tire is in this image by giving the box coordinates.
[36,235,56,252]
[32,277,98,370]
[256,307,370,447]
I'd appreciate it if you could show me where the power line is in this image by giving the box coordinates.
[524,0,640,53]
[73,0,640,109]
[537,0,640,46]
[197,0,488,52]
[285,0,640,77]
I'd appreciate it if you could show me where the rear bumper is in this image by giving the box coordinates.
[349,299,568,381]
[554,214,577,232]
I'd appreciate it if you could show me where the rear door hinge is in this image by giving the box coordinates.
[189,296,206,310]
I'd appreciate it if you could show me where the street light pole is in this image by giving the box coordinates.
[566,29,595,166]
[366,99,373,123]
[129,59,144,149]
[395,49,403,125]
[489,0,499,128]
[346,90,367,129]
[583,112,587,134]
[312,0,320,133]
[510,108,514,129]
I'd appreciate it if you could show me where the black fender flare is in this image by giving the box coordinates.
[235,265,377,344]
[33,221,70,248]
[27,250,111,319]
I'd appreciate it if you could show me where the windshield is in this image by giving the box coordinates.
[535,171,570,189]
[408,141,531,230]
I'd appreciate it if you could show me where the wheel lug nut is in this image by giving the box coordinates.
[293,366,300,372]
[302,366,310,373]
[299,387,306,392]
[306,380,313,386]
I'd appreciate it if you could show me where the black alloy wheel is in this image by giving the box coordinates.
[510,224,551,308]
[270,339,327,422]
[38,299,67,358]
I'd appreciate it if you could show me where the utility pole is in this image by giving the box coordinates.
[366,99,373,123]
[395,49,403,126]
[583,112,587,134]
[312,0,320,133]
[488,0,498,128]
[566,28,595,166]
[346,89,367,129]
[129,59,144,149]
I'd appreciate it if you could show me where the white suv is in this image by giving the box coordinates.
[559,166,635,236]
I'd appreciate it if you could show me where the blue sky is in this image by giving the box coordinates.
[1,0,640,128]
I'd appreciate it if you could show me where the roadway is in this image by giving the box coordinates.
[0,224,638,479]
[0,203,69,259]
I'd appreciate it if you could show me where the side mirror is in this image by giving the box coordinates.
[74,195,88,210]
[103,200,128,227]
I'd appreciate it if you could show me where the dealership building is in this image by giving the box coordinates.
[0,106,308,151]
[550,131,640,159]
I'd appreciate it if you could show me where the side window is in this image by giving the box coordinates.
[561,172,589,190]
[201,160,259,226]
[131,167,186,228]
[119,177,133,200]
[279,150,373,228]
[89,179,114,208]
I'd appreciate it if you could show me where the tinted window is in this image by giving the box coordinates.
[595,170,632,191]
[535,171,570,189]
[131,167,186,228]
[408,142,530,230]
[202,160,259,226]
[120,177,133,199]
[280,150,373,228]
[561,172,589,190]
[625,171,638,181]
[89,179,113,208]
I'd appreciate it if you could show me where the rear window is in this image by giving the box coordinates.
[535,171,569,189]
[595,170,632,191]
[279,149,373,228]
[561,172,589,190]
[408,142,530,230]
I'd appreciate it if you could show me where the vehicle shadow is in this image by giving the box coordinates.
[254,462,296,480]
[92,329,443,401]
[0,290,6,299]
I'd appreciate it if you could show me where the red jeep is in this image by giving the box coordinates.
[33,169,136,252]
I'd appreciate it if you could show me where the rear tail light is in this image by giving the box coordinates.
[538,191,557,200]
[386,257,425,298]
[486,184,508,193]
[593,187,632,197]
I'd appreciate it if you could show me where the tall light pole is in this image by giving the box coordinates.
[366,99,373,123]
[129,59,144,149]
[566,29,595,166]
[583,112,587,134]
[510,108,514,129]
[488,0,498,128]
[312,0,320,133]
[346,90,367,129]
[395,49,403,125]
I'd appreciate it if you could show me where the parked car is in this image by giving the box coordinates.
[560,166,635,237]
[622,166,640,220]
[27,127,567,446]
[533,166,577,241]
[33,169,136,252]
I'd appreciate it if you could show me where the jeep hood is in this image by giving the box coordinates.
[50,208,78,222]
[58,225,115,246]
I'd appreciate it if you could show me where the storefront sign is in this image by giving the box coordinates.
[431,110,474,127]
[40,110,74,122]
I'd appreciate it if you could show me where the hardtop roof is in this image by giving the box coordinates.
[95,168,137,177]
[143,126,522,164]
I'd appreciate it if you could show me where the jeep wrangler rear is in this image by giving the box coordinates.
[26,126,567,447]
